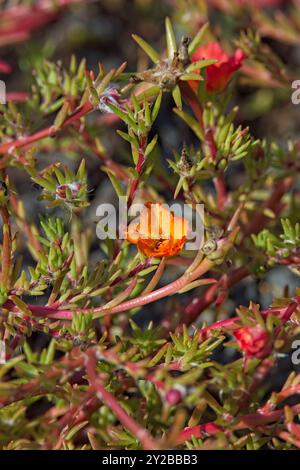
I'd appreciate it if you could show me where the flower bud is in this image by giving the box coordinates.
[56,182,81,200]
[165,385,186,406]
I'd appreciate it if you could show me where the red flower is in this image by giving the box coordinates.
[190,42,245,92]
[0,60,12,74]
[234,326,272,358]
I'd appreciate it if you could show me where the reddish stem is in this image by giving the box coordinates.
[184,266,249,326]
[0,101,93,155]
[243,176,294,236]
[6,232,237,320]
[214,172,227,210]
[177,401,300,445]
[0,206,12,287]
[86,350,159,450]
[197,299,299,341]
[182,175,295,327]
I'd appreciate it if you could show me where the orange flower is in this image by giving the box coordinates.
[126,202,189,258]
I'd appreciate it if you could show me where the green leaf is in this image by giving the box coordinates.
[165,17,177,60]
[188,23,210,56]
[95,68,115,95]
[108,103,138,132]
[263,208,276,219]
[174,176,184,199]
[10,295,32,316]
[144,100,151,128]
[53,102,70,130]
[53,166,65,185]
[180,73,204,81]
[173,108,204,140]
[99,277,138,313]
[151,91,162,122]
[117,130,139,148]
[32,176,56,192]
[17,362,39,378]
[76,159,86,181]
[115,61,127,78]
[145,134,158,156]
[186,59,218,73]
[131,93,140,114]
[66,421,89,441]
[23,342,34,363]
[147,343,169,367]
[132,34,160,63]
[102,167,126,197]
[136,85,160,101]
[44,339,56,365]
[178,278,217,294]
[172,84,182,110]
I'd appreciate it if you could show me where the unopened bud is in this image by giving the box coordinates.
[165,385,186,405]
[56,182,81,200]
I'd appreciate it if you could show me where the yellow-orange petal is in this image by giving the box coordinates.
[126,202,189,258]
[137,236,187,258]
[126,220,141,244]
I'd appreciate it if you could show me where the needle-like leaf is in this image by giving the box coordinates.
[132,34,160,63]
[172,84,182,110]
[186,59,218,73]
[165,17,177,59]
[188,23,210,56]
